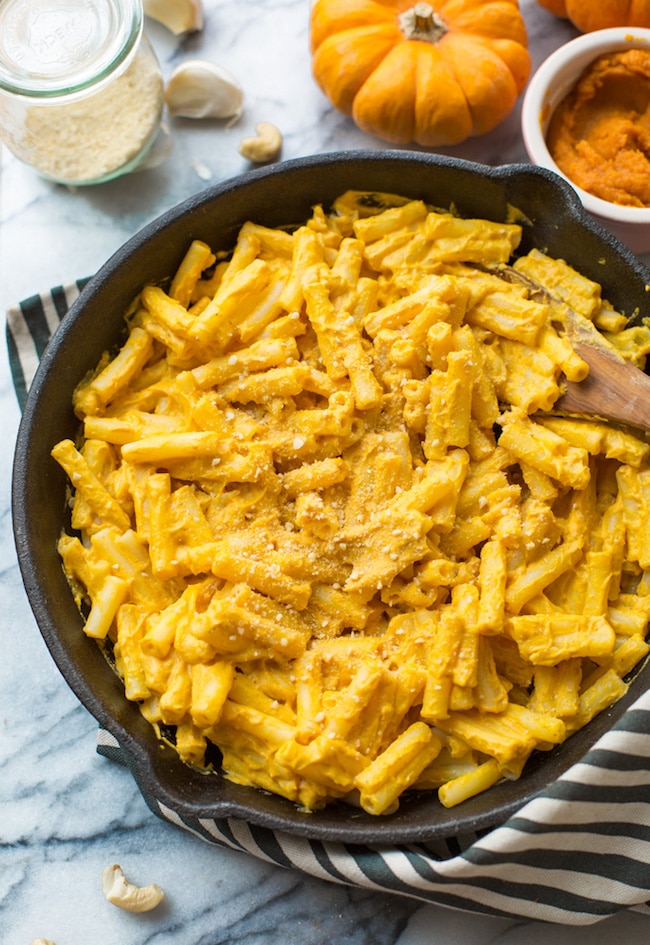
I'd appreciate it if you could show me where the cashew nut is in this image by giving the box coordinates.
[30,940,56,945]
[143,0,203,34]
[101,864,165,913]
[238,122,282,164]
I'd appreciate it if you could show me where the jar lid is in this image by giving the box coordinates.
[0,0,143,98]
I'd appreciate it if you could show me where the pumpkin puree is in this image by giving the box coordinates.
[547,49,650,208]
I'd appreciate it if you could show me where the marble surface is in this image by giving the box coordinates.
[1,2,649,942]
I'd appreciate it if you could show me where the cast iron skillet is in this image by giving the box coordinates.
[12,151,650,844]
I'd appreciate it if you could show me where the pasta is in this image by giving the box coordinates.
[52,190,650,816]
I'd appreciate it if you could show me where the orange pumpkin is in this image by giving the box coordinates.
[534,0,568,16]
[310,1,531,147]
[535,0,650,32]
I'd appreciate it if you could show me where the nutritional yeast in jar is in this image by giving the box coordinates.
[0,0,164,185]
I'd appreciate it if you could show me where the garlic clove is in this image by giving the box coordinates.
[164,60,244,121]
[143,0,204,35]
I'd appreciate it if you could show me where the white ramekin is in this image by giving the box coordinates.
[521,27,650,255]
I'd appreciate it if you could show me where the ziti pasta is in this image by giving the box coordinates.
[52,190,650,816]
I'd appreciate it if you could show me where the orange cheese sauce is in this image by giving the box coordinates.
[547,48,650,208]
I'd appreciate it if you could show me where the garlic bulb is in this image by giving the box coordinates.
[143,0,204,35]
[164,61,244,121]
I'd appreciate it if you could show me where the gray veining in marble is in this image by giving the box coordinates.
[1,2,649,942]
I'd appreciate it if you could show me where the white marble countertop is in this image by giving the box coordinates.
[1,2,649,942]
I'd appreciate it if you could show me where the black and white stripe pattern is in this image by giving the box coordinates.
[9,286,650,926]
[6,279,90,408]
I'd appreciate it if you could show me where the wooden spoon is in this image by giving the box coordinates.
[556,333,650,431]
[492,265,650,433]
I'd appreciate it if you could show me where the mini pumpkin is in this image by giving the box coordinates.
[534,0,568,15]
[535,0,650,32]
[310,0,531,147]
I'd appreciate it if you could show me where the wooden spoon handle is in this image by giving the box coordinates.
[541,275,650,432]
[482,262,650,433]
[558,340,650,432]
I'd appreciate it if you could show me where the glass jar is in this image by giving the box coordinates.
[0,0,165,185]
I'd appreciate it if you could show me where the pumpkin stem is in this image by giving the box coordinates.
[398,3,448,43]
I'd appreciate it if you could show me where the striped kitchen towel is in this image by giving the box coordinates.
[7,284,650,927]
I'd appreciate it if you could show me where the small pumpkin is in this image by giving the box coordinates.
[310,0,531,147]
[535,0,650,32]
[534,0,568,16]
